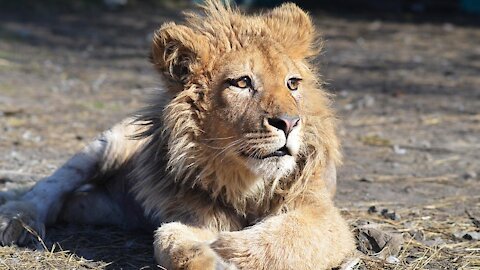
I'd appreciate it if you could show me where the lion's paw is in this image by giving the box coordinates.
[0,201,45,246]
[154,223,237,270]
[179,243,236,270]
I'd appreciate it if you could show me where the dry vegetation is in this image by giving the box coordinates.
[0,4,479,270]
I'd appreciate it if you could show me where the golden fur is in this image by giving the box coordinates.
[136,0,341,216]
[0,1,355,269]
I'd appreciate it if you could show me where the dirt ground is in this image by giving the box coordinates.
[0,5,479,270]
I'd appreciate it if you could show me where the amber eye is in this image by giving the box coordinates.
[229,76,252,89]
[287,78,302,91]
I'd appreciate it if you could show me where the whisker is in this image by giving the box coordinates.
[217,139,246,162]
[203,145,227,150]
[201,136,236,141]
[244,133,275,138]
[201,136,240,150]
[212,139,243,160]
[245,138,278,144]
[243,140,280,146]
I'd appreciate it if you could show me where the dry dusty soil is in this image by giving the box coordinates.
[0,5,479,270]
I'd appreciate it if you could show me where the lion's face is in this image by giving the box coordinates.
[150,3,326,182]
[202,44,310,178]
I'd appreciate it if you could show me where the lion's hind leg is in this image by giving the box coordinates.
[58,184,126,227]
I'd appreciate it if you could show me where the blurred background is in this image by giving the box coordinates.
[1,0,480,14]
[0,0,479,269]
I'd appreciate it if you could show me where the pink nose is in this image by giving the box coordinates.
[267,115,300,136]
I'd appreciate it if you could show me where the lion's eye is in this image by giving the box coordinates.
[229,76,252,89]
[287,78,302,91]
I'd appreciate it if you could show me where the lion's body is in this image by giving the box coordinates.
[0,1,355,269]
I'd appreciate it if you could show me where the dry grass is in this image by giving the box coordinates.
[0,225,157,269]
[343,195,480,270]
[0,245,107,270]
[0,197,478,269]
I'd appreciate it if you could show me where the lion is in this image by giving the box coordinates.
[0,1,355,269]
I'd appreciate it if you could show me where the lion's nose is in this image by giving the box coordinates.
[267,115,300,136]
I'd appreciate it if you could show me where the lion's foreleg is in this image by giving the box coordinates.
[0,136,107,245]
[153,222,237,270]
[1,119,148,245]
[210,202,355,270]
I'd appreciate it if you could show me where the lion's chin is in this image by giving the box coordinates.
[244,155,297,180]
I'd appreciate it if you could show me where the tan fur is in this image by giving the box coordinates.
[0,1,354,269]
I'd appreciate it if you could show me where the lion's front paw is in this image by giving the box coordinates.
[0,201,45,246]
[154,223,236,270]
[211,231,261,269]
[154,238,235,270]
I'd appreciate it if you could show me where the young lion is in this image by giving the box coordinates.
[0,1,355,269]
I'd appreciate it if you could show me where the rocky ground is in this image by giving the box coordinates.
[0,4,479,270]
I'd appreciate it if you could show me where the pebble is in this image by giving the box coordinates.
[386,256,400,264]
[420,140,431,148]
[368,205,377,214]
[358,95,375,108]
[381,208,401,221]
[339,90,349,97]
[454,231,480,241]
[393,145,407,155]
[359,176,374,183]
[463,171,477,180]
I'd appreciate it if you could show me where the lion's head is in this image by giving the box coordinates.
[138,1,340,214]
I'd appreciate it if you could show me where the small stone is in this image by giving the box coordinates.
[455,231,480,241]
[393,145,407,155]
[420,140,431,148]
[355,95,375,109]
[463,171,477,180]
[344,103,354,111]
[368,206,377,214]
[403,186,413,193]
[363,95,375,107]
[386,256,400,264]
[381,209,401,221]
[359,176,374,183]
[339,90,349,97]
[355,223,404,258]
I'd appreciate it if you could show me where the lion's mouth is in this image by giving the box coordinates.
[241,145,291,159]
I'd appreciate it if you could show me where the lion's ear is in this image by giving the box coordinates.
[263,3,318,59]
[151,23,210,85]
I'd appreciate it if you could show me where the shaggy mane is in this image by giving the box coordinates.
[132,0,340,221]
